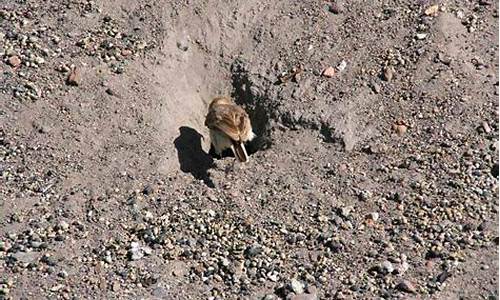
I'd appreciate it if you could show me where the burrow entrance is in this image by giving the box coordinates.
[208,60,273,160]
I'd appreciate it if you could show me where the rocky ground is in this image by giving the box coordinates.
[0,0,498,299]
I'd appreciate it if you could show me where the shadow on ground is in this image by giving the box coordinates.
[174,126,214,187]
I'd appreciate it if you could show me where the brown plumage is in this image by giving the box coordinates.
[204,97,255,162]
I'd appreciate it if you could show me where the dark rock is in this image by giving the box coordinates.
[396,280,416,293]
[244,244,263,258]
[491,163,499,178]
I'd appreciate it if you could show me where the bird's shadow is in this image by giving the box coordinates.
[173,126,215,187]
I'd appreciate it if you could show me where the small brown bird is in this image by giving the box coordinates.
[204,97,255,162]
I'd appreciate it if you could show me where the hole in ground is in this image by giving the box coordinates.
[230,60,273,156]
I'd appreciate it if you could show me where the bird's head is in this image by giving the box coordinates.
[209,96,233,109]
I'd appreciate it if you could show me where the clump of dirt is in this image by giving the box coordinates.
[0,0,498,299]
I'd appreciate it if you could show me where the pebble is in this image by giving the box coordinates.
[58,270,68,278]
[0,241,11,251]
[336,60,347,72]
[436,270,450,283]
[0,287,10,295]
[8,56,22,67]
[58,220,70,231]
[12,252,39,264]
[328,3,343,14]
[322,66,336,78]
[176,40,189,51]
[383,67,394,81]
[371,82,381,94]
[34,56,45,65]
[366,212,379,222]
[416,33,427,40]
[397,261,410,275]
[121,49,133,56]
[491,163,499,177]
[393,124,407,136]
[67,68,81,86]
[340,206,353,218]
[104,254,113,264]
[290,278,305,294]
[479,0,492,5]
[267,272,279,282]
[396,280,416,293]
[381,260,394,274]
[129,242,146,260]
[424,5,439,16]
[436,53,452,65]
[143,184,154,195]
[244,244,263,258]
[482,121,491,133]
[50,284,65,292]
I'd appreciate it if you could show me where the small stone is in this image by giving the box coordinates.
[244,244,263,258]
[171,261,188,277]
[396,280,416,293]
[322,66,336,78]
[393,124,407,136]
[30,241,44,248]
[58,220,70,231]
[176,40,189,51]
[416,33,428,40]
[328,3,343,14]
[396,261,410,275]
[34,56,45,65]
[381,260,394,274]
[336,60,347,72]
[12,252,39,264]
[8,56,22,67]
[130,250,143,261]
[50,284,65,292]
[482,121,492,133]
[383,67,394,81]
[340,206,353,218]
[143,184,154,195]
[366,212,379,222]
[104,255,113,264]
[479,0,492,5]
[371,82,381,94]
[290,278,305,294]
[0,287,10,295]
[58,270,68,278]
[424,5,439,16]
[121,49,133,56]
[112,281,120,292]
[436,270,450,283]
[0,240,11,251]
[67,68,81,86]
[143,246,152,255]
[268,273,279,282]
[491,163,499,178]
[129,242,144,260]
